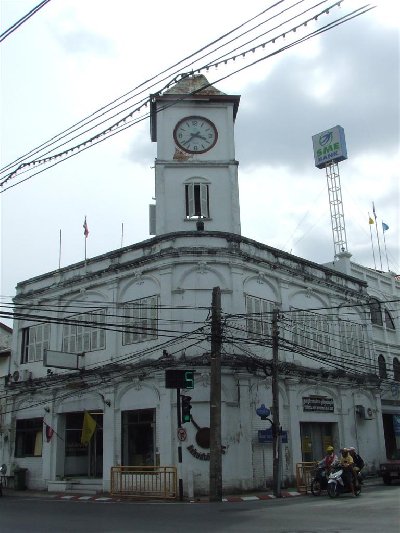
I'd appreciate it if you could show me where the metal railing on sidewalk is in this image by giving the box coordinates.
[110,466,177,499]
[296,462,317,493]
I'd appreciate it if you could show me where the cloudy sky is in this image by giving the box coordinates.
[0,0,399,319]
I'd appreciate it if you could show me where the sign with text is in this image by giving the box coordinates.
[258,429,288,444]
[303,396,334,412]
[312,125,348,169]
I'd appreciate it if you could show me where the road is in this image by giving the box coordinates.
[0,484,398,533]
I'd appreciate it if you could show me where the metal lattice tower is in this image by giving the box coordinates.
[325,161,348,257]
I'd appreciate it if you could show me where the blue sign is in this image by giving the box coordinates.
[258,429,288,444]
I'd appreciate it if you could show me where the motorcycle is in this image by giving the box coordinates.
[311,460,329,496]
[327,465,361,498]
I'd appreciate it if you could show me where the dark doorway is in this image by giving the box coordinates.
[64,412,103,477]
[122,409,155,466]
[300,422,336,462]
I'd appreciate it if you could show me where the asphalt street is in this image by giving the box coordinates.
[0,482,399,533]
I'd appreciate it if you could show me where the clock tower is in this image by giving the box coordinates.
[150,74,241,236]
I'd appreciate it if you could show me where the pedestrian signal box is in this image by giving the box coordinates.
[165,369,194,389]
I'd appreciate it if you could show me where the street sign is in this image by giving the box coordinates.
[177,428,187,442]
[258,429,288,444]
[165,369,194,389]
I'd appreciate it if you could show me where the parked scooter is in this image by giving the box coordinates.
[311,460,329,496]
[327,465,361,498]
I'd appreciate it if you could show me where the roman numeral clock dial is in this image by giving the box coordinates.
[173,116,218,154]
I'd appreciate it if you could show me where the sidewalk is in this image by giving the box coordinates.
[1,476,382,503]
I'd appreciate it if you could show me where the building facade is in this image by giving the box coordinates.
[2,75,399,494]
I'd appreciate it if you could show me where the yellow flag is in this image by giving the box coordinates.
[368,216,374,225]
[81,411,97,445]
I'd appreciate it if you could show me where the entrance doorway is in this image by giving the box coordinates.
[300,422,336,462]
[64,412,103,477]
[122,409,155,466]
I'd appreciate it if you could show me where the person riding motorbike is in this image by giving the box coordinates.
[323,445,338,472]
[348,446,364,487]
[311,446,337,494]
[339,448,355,496]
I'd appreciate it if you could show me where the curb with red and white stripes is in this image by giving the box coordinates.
[52,490,302,503]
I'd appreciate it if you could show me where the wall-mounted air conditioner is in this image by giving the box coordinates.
[12,370,32,383]
[355,405,373,420]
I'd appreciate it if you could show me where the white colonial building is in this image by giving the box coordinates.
[2,75,399,494]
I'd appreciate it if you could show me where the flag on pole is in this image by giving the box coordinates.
[372,202,377,219]
[83,217,89,238]
[44,423,55,442]
[368,216,374,225]
[81,411,96,445]
[382,222,389,232]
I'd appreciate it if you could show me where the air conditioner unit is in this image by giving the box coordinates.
[355,405,373,420]
[12,370,32,383]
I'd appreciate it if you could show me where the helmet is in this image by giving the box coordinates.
[348,447,356,451]
[326,446,334,453]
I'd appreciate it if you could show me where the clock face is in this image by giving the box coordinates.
[173,116,218,154]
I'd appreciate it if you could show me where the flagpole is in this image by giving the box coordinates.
[120,222,124,248]
[372,202,383,271]
[368,213,377,270]
[58,229,62,270]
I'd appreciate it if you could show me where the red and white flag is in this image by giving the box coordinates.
[83,217,89,238]
[45,423,54,442]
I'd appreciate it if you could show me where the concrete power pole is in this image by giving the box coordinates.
[271,308,282,498]
[209,286,222,502]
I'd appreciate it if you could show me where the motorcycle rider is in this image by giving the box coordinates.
[323,445,338,472]
[339,448,355,496]
[348,446,364,487]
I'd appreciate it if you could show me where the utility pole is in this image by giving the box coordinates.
[271,308,282,498]
[209,286,222,502]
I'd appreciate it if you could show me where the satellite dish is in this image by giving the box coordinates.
[0,464,7,475]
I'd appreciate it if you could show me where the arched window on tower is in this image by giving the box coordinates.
[378,354,387,379]
[384,308,395,330]
[369,298,383,326]
[393,358,400,382]
[185,179,210,219]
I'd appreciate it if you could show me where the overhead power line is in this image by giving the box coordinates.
[0,2,374,192]
[0,0,52,43]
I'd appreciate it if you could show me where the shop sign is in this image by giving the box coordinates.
[303,396,334,412]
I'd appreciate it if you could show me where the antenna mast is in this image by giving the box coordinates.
[325,160,348,257]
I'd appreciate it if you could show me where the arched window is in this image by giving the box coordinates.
[184,177,210,219]
[378,354,387,379]
[369,298,383,326]
[393,358,400,382]
[384,309,395,330]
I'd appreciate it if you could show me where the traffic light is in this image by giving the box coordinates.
[181,395,192,423]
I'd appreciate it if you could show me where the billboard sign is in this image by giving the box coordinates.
[312,125,348,168]
[43,349,83,369]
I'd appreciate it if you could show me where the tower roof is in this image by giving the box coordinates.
[150,74,240,142]
[164,74,226,96]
